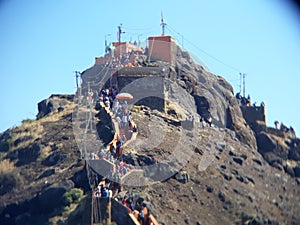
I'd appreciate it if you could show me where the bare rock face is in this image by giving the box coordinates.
[1,44,299,225]
[289,141,300,161]
[257,132,278,153]
[256,127,300,177]
[174,48,256,149]
[37,94,74,119]
[175,47,234,125]
[226,105,257,149]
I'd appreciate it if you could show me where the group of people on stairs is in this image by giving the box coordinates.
[87,83,158,224]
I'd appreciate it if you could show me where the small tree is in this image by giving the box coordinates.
[62,188,84,206]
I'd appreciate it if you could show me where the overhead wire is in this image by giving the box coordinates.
[167,24,241,73]
[166,23,244,93]
[120,23,242,76]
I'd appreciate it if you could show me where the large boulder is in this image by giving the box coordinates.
[174,170,190,183]
[263,152,283,165]
[37,94,74,119]
[226,105,257,149]
[257,132,277,154]
[288,148,300,161]
[123,153,156,167]
[293,165,300,178]
[257,132,289,160]
[42,151,68,166]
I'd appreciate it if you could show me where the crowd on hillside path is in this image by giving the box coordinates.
[87,83,140,183]
[88,86,156,224]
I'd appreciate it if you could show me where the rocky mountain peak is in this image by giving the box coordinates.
[0,42,299,225]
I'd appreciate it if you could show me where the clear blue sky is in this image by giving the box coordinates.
[1,0,300,135]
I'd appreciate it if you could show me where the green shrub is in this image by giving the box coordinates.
[70,188,83,203]
[63,193,73,206]
[62,188,83,206]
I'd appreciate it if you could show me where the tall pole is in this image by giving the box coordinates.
[117,25,121,43]
[243,73,246,98]
[117,24,125,57]
[87,82,93,132]
[239,72,242,94]
[161,12,166,36]
[74,71,81,88]
[108,198,112,224]
[105,34,111,54]
[117,24,125,43]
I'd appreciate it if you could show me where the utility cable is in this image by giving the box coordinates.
[167,24,241,73]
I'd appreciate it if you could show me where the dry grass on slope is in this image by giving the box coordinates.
[0,159,15,174]
[8,120,44,151]
[0,159,21,195]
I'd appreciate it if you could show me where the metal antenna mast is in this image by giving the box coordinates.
[117,24,125,43]
[243,73,246,97]
[161,11,166,36]
[239,72,247,97]
[239,72,242,94]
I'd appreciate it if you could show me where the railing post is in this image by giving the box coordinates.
[108,197,112,224]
